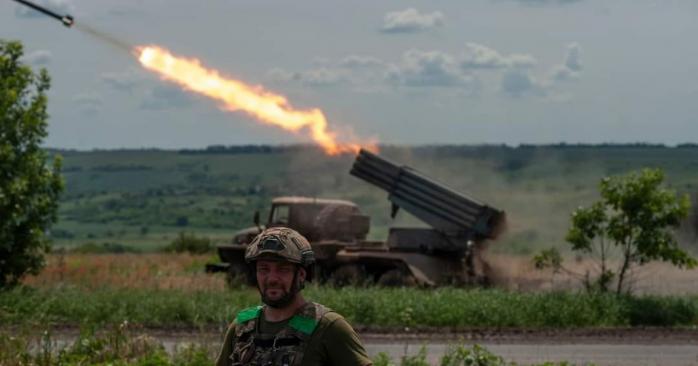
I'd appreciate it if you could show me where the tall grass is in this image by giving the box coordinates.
[5,253,697,329]
[307,287,630,328]
[2,285,697,328]
[0,323,215,366]
[21,253,225,291]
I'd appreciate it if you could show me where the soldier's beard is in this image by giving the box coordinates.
[261,288,295,308]
[259,271,300,309]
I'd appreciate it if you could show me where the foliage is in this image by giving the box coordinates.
[0,40,63,289]
[373,352,395,366]
[400,346,430,366]
[536,168,696,294]
[622,295,698,326]
[681,191,698,243]
[438,344,507,366]
[71,242,141,254]
[533,248,563,273]
[164,232,212,254]
[0,322,214,366]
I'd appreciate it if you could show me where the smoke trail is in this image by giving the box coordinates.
[74,22,133,54]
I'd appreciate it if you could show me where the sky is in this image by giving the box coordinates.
[2,0,698,149]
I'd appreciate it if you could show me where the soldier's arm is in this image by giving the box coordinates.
[322,316,373,366]
[215,322,236,366]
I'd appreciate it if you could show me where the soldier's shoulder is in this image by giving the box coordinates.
[320,310,344,323]
[235,305,263,324]
[315,305,355,331]
[309,302,341,322]
[314,310,363,345]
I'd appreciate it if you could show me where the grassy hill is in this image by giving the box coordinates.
[49,144,698,253]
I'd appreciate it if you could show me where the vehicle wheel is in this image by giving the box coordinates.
[330,265,363,287]
[377,269,416,287]
[226,263,247,288]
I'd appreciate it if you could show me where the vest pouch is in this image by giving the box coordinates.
[230,335,255,366]
[274,352,295,366]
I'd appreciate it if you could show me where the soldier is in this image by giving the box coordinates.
[215,227,373,366]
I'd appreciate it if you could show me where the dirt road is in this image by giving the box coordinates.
[361,329,698,365]
[365,342,698,366]
[14,327,698,365]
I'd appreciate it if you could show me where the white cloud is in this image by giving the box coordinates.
[461,43,537,70]
[266,43,568,97]
[500,70,546,96]
[500,43,584,98]
[338,55,385,69]
[508,54,539,68]
[381,8,445,34]
[387,49,475,88]
[266,68,299,83]
[15,0,74,18]
[497,42,584,99]
[266,67,345,86]
[24,50,52,66]
[550,65,575,81]
[548,43,583,82]
[300,68,346,86]
[267,55,389,90]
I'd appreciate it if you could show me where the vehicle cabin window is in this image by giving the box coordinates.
[271,205,290,225]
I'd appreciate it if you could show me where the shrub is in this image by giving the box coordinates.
[175,216,189,227]
[71,242,140,254]
[535,168,696,294]
[164,232,212,254]
[624,295,698,326]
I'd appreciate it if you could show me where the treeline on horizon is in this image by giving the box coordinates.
[48,142,698,155]
[43,140,698,252]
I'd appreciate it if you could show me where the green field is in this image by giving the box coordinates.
[6,251,695,329]
[50,144,698,254]
[3,285,697,328]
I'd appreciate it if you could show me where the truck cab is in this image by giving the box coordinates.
[232,196,370,245]
[209,196,371,283]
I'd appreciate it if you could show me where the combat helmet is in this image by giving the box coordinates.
[245,227,316,282]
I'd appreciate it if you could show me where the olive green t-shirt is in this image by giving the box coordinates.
[215,309,372,366]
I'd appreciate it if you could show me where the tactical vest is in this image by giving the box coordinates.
[229,302,330,366]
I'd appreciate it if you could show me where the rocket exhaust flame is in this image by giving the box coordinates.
[136,46,373,155]
[13,0,374,154]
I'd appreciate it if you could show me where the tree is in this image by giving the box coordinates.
[0,40,63,289]
[534,168,696,294]
[681,191,698,242]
